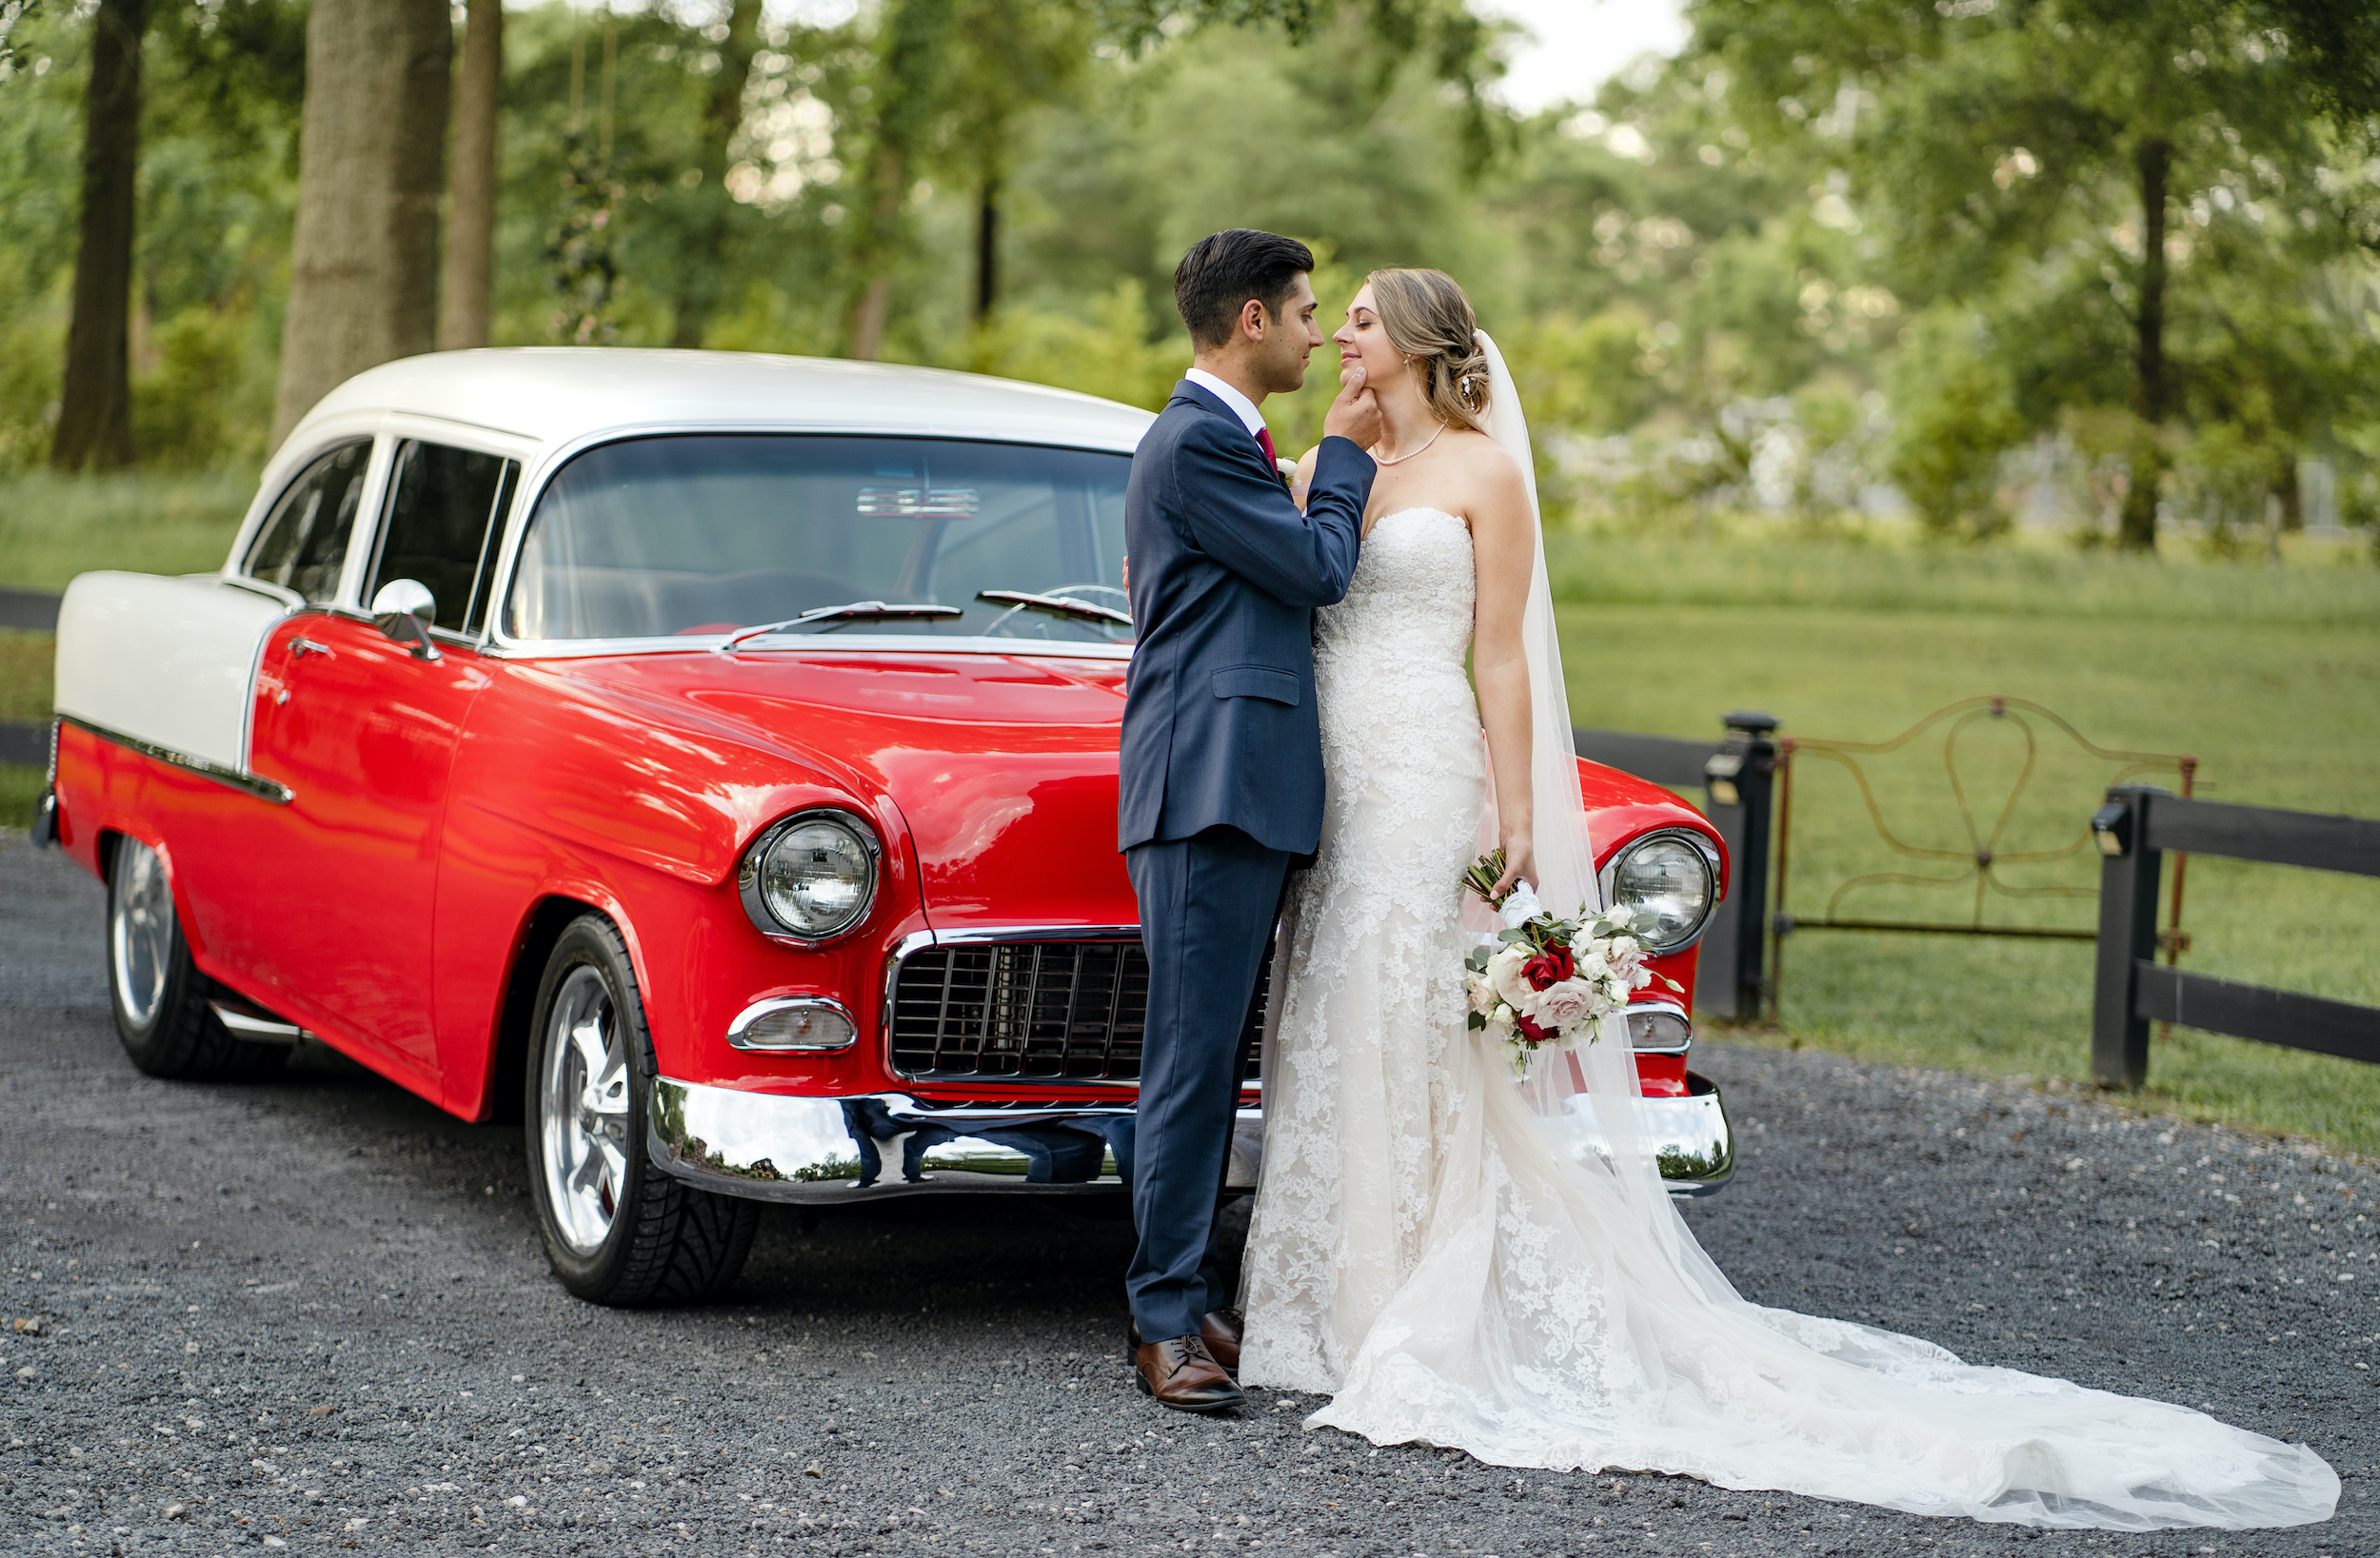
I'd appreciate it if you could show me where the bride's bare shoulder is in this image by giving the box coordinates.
[1446,429,1530,511]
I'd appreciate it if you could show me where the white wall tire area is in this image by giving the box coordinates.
[524,915,759,1306]
[106,837,287,1082]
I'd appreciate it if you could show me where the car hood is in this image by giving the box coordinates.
[555,646,1140,932]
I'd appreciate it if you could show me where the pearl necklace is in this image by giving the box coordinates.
[1372,422,1447,466]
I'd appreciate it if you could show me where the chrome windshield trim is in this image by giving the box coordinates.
[61,714,294,806]
[481,633,1135,662]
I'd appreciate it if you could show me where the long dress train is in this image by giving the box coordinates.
[1236,504,2337,1531]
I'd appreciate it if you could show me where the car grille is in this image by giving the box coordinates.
[889,937,1268,1084]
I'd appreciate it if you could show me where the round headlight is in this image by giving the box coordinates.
[1609,832,1716,952]
[739,811,880,941]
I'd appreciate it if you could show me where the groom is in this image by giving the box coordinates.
[1118,229,1382,1412]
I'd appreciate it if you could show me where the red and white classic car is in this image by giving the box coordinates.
[39,349,1733,1305]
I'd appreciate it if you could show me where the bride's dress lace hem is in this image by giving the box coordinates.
[1235,507,2338,1532]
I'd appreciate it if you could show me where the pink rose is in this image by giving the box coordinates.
[1522,978,1597,1034]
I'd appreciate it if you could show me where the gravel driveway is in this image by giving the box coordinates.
[2,834,2372,1556]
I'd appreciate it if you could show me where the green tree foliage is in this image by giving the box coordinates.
[1888,306,2024,536]
[1693,0,2380,546]
[2,0,2374,568]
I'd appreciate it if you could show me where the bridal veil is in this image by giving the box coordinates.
[1288,330,2339,1531]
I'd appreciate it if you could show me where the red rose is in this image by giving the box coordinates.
[1513,1012,1557,1043]
[1520,944,1574,992]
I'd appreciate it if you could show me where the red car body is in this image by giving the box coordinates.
[41,350,1732,1301]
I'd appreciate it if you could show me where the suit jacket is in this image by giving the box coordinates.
[1118,380,1377,854]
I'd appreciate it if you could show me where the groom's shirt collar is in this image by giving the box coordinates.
[1184,368,1267,443]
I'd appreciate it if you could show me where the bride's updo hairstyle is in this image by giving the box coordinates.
[1365,267,1490,434]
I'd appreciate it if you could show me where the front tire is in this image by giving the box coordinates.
[525,915,758,1306]
[107,836,285,1081]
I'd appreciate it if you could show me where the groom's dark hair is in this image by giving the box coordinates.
[1174,230,1315,350]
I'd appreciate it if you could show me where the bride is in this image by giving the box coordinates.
[1242,266,2338,1531]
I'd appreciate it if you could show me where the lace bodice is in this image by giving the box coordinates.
[1315,506,1476,674]
[1235,512,2335,1533]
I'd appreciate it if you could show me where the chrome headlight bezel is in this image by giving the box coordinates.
[1597,827,1722,956]
[737,807,883,945]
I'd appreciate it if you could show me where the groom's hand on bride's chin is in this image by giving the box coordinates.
[1323,362,1383,450]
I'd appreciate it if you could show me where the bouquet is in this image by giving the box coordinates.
[1461,848,1681,1081]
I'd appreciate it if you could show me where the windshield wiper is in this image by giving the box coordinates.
[976,590,1133,628]
[715,601,963,651]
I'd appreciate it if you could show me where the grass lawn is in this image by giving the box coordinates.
[1549,528,2380,1157]
[3,473,2377,1155]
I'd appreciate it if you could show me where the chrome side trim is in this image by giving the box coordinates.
[208,996,307,1045]
[481,633,1136,663]
[61,714,294,806]
[726,996,858,1052]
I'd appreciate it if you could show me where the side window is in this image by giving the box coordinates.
[367,441,520,635]
[243,441,372,603]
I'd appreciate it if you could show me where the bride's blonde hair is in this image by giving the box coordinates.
[1364,267,1490,433]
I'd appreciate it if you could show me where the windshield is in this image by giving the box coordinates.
[506,434,1132,644]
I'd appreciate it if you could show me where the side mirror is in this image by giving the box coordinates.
[369,578,442,662]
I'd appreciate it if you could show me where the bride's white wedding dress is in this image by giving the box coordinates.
[1237,503,2338,1531]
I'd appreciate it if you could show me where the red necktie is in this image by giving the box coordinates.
[1255,425,1279,473]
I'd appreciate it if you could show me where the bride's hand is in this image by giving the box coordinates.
[1491,837,1537,901]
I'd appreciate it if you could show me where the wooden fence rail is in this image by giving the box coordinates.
[2090,785,2380,1086]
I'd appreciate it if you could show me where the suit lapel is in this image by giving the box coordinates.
[1173,381,1290,491]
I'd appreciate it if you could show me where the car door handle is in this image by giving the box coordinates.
[289,637,333,660]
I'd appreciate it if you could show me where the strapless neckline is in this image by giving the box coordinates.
[1362,505,1464,542]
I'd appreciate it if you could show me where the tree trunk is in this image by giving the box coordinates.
[437,0,502,351]
[668,0,762,349]
[2117,136,2171,551]
[51,0,150,472]
[271,0,451,449]
[842,0,956,360]
[974,173,1000,323]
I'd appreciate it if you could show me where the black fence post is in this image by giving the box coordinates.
[1695,711,1778,1023]
[2090,785,2166,1088]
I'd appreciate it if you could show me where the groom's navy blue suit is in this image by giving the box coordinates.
[1120,379,1376,1343]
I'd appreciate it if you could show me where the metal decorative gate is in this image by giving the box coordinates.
[1771,696,2196,1019]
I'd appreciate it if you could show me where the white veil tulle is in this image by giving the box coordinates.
[1471,330,1707,1253]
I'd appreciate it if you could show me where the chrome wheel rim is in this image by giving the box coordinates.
[538,965,632,1256]
[109,838,173,1031]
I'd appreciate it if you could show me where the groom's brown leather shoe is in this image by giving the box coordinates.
[1134,1335,1242,1413]
[1127,1310,1244,1374]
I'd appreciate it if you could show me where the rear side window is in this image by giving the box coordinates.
[368,440,519,635]
[244,441,372,603]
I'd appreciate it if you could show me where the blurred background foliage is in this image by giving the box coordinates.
[0,0,2375,553]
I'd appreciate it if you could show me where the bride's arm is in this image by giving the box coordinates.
[1469,444,1539,898]
[1291,446,1320,512]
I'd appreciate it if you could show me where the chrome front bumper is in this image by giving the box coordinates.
[649,1073,1733,1203]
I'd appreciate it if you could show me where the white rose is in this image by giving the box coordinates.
[1489,1002,1517,1035]
[1486,944,1534,1007]
[1465,970,1498,1016]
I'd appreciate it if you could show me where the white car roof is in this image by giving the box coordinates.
[288,347,1161,455]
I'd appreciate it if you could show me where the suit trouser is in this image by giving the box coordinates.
[1122,825,1291,1342]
